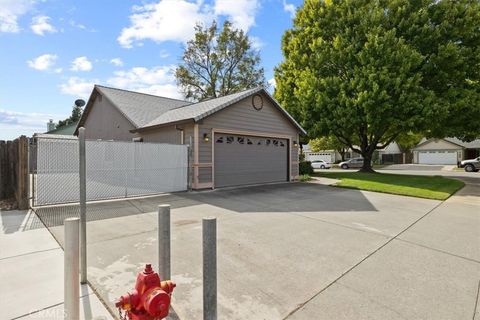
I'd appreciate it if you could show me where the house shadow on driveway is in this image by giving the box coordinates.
[33,182,378,229]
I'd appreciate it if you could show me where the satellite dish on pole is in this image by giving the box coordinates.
[75,99,86,107]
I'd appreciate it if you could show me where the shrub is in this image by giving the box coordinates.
[299,174,312,182]
[299,161,314,175]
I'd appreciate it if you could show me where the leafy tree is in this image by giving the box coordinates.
[309,136,349,161]
[176,20,266,101]
[275,0,480,172]
[396,132,423,153]
[57,104,83,128]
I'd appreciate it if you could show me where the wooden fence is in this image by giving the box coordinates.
[0,136,29,209]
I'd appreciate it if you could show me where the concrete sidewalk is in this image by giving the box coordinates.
[0,209,112,320]
[34,181,480,319]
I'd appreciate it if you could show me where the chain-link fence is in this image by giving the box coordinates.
[33,135,188,206]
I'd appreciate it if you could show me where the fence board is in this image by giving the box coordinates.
[0,136,29,209]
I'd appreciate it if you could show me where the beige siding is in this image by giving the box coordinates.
[198,167,212,183]
[415,139,462,151]
[141,125,181,144]
[83,95,137,141]
[201,93,298,136]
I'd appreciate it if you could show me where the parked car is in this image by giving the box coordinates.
[459,157,480,172]
[311,160,331,169]
[339,157,364,169]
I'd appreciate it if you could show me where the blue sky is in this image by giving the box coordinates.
[0,0,301,140]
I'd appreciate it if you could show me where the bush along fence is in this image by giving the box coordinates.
[0,136,29,209]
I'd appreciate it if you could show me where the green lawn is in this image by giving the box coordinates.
[314,172,464,200]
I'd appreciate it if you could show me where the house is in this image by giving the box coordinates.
[302,141,401,164]
[75,85,306,189]
[45,120,78,135]
[413,138,480,165]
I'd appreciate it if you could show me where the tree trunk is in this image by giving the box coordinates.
[339,148,346,161]
[358,149,376,173]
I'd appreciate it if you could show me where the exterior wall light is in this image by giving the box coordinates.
[203,133,210,142]
[293,141,298,147]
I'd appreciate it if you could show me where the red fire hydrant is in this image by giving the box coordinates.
[115,264,176,320]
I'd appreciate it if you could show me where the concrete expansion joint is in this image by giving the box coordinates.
[395,238,480,265]
[289,212,391,239]
[282,200,446,320]
[473,280,480,320]
[0,247,60,261]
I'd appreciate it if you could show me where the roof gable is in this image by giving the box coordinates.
[95,85,191,128]
[140,87,306,134]
[76,85,306,136]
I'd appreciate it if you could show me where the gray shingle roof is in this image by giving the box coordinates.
[96,85,191,128]
[141,87,307,134]
[142,87,261,128]
[445,137,480,149]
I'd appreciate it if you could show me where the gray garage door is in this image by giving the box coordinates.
[214,134,288,188]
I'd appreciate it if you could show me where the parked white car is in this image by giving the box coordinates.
[311,160,331,169]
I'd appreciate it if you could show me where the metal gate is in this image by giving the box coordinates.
[32,135,188,206]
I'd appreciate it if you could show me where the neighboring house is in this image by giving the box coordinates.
[45,120,78,135]
[302,141,401,163]
[75,85,306,189]
[413,138,480,165]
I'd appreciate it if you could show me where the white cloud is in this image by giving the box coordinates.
[214,0,259,31]
[0,108,65,139]
[59,77,96,97]
[282,0,295,18]
[250,36,264,50]
[110,58,124,67]
[31,15,57,35]
[107,65,182,99]
[118,0,211,48]
[27,53,57,71]
[69,19,96,32]
[71,56,93,71]
[0,0,36,33]
[159,50,169,58]
[268,77,276,88]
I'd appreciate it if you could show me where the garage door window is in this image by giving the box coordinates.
[216,136,224,143]
[226,136,234,144]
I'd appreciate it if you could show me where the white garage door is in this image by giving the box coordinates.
[418,151,458,165]
[306,152,333,163]
[214,134,288,188]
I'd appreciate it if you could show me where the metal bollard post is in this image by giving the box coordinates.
[203,217,217,320]
[158,204,171,281]
[64,217,80,320]
[78,127,87,284]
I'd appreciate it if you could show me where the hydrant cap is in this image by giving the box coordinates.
[145,289,171,318]
[144,264,153,274]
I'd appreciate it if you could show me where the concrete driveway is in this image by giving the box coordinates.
[34,181,480,320]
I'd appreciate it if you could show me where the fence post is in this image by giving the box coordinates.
[64,217,80,320]
[158,204,171,281]
[203,217,217,320]
[78,127,87,284]
[188,136,193,191]
[16,136,29,209]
